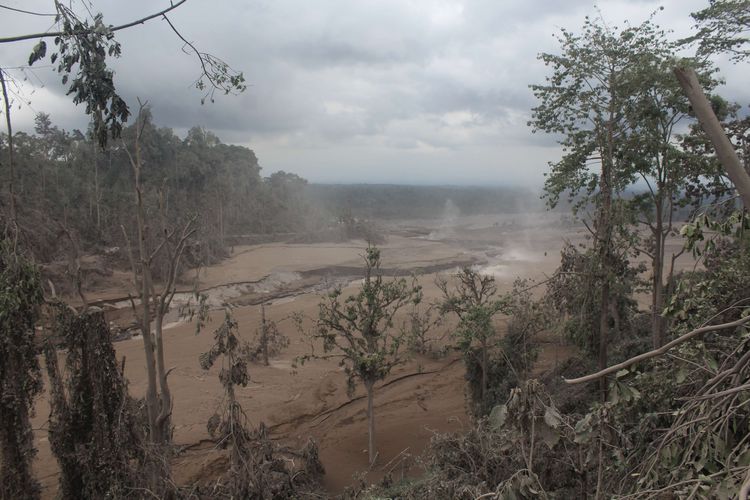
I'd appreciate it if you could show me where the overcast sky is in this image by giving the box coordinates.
[1,0,748,187]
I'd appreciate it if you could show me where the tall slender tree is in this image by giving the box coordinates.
[621,36,717,348]
[120,103,196,494]
[530,14,666,394]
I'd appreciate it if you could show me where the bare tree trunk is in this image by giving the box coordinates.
[0,68,17,235]
[481,340,488,407]
[94,142,100,233]
[218,191,225,246]
[152,187,195,445]
[154,308,172,442]
[651,198,665,348]
[597,104,615,401]
[674,67,750,208]
[598,277,610,401]
[261,303,269,366]
[366,380,376,466]
[123,105,172,495]
[135,163,159,444]
[595,422,605,500]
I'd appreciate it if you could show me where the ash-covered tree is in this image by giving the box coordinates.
[504,278,552,379]
[246,303,289,366]
[199,310,324,498]
[546,234,644,357]
[530,13,672,394]
[673,1,750,209]
[618,35,717,348]
[119,103,197,495]
[0,242,44,500]
[403,301,445,356]
[44,305,141,500]
[303,246,422,465]
[200,311,255,496]
[0,0,245,256]
[11,0,246,147]
[437,267,510,415]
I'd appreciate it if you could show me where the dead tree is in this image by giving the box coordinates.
[121,102,195,490]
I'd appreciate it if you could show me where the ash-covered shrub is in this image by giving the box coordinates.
[44,305,142,499]
[195,311,324,499]
[0,244,44,500]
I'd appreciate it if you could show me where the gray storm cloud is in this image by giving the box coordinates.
[0,0,740,186]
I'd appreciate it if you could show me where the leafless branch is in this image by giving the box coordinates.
[0,3,56,17]
[0,0,189,43]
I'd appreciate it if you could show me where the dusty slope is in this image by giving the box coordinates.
[34,212,672,497]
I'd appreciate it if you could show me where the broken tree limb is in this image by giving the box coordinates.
[674,66,750,208]
[564,314,750,384]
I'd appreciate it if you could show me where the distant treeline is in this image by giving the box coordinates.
[306,184,543,220]
[3,110,321,262]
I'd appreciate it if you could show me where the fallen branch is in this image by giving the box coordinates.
[564,314,750,384]
[691,382,750,401]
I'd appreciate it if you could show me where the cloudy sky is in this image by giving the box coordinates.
[0,0,748,187]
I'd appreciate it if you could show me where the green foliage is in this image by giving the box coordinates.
[569,229,750,496]
[546,241,643,354]
[298,245,421,465]
[680,106,749,216]
[684,0,750,62]
[452,297,499,354]
[530,14,671,208]
[403,302,447,357]
[22,3,247,148]
[585,313,750,497]
[44,305,142,499]
[437,268,507,350]
[364,381,584,499]
[489,381,570,470]
[200,310,258,496]
[463,349,519,417]
[305,245,422,394]
[437,267,511,414]
[199,311,249,389]
[505,278,549,376]
[438,270,550,416]
[529,10,703,353]
[457,281,550,416]
[666,234,750,331]
[28,5,128,148]
[0,243,43,500]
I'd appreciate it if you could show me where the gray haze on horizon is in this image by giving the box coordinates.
[1,0,748,187]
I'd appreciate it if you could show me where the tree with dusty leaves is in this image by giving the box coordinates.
[0,243,43,500]
[44,305,141,499]
[0,0,245,249]
[302,245,422,466]
[529,13,678,393]
[437,267,508,413]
